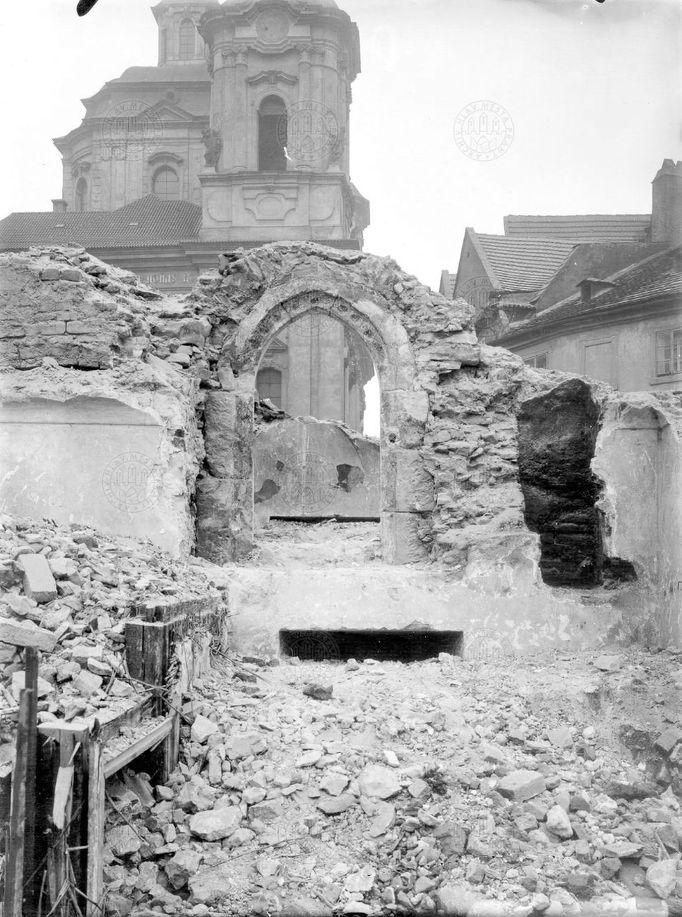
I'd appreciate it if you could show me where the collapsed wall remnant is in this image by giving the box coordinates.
[518,378,603,586]
[253,416,380,523]
[0,243,680,652]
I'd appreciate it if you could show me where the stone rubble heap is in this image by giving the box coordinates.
[0,513,226,758]
[101,649,682,917]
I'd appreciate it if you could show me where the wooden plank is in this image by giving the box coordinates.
[103,717,174,779]
[3,688,32,917]
[48,734,75,917]
[86,739,105,917]
[38,694,154,745]
[124,620,146,683]
[23,647,39,912]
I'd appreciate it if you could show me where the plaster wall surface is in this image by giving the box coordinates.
[224,564,623,660]
[253,417,379,520]
[0,397,186,555]
[594,394,682,646]
[512,315,682,392]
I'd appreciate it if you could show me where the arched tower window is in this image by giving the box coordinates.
[179,19,196,60]
[258,96,287,172]
[256,368,283,407]
[75,178,87,212]
[152,166,180,200]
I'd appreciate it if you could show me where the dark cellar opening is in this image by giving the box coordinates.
[517,378,637,588]
[279,629,463,662]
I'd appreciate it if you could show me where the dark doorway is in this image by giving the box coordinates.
[279,628,463,662]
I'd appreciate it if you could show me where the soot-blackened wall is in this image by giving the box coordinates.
[518,379,603,587]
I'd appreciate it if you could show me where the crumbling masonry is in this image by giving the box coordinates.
[0,243,680,654]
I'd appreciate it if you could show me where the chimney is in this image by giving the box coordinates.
[651,159,682,246]
[52,199,67,213]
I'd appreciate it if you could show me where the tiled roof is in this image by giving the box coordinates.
[112,63,210,83]
[510,247,682,331]
[475,234,577,291]
[0,196,202,249]
[503,214,651,243]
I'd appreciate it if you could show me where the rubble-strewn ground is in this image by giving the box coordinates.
[247,521,382,568]
[103,646,682,917]
[0,514,227,744]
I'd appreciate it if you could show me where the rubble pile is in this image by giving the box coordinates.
[0,513,226,746]
[101,649,682,917]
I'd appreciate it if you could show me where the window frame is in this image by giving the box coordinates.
[178,18,196,60]
[654,327,682,379]
[151,165,180,201]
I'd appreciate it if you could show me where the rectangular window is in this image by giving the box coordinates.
[525,353,548,369]
[655,329,682,377]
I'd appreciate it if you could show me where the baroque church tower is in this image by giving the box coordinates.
[52,0,369,248]
[197,0,369,244]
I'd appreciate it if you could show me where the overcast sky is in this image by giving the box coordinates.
[0,0,680,290]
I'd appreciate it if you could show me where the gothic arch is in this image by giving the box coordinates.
[198,283,432,565]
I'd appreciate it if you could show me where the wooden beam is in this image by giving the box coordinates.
[23,647,39,912]
[103,716,174,779]
[86,739,105,917]
[3,688,32,917]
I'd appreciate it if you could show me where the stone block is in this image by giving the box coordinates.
[0,618,57,652]
[655,726,682,755]
[35,321,66,336]
[382,512,428,564]
[196,474,254,563]
[39,267,60,281]
[58,268,83,282]
[498,769,546,802]
[382,447,434,513]
[73,669,103,696]
[382,390,430,447]
[66,320,99,335]
[203,391,252,477]
[18,553,58,603]
[189,806,242,841]
[191,715,219,744]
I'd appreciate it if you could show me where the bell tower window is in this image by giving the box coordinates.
[258,95,287,172]
[179,19,196,60]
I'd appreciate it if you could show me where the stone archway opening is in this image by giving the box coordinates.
[252,308,382,527]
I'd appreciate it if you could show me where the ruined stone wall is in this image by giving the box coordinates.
[2,243,680,648]
[0,248,204,556]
